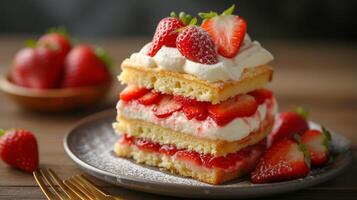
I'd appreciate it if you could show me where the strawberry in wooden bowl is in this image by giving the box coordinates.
[0,28,113,112]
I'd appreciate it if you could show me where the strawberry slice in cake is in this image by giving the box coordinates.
[113,5,277,184]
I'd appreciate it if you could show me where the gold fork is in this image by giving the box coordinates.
[33,168,80,200]
[34,168,122,200]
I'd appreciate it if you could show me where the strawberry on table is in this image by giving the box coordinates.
[120,85,150,101]
[208,94,258,126]
[301,127,331,166]
[38,27,71,60]
[251,138,310,184]
[0,129,39,173]
[153,95,183,118]
[176,25,218,64]
[11,46,63,89]
[267,107,309,147]
[62,45,112,87]
[200,4,247,58]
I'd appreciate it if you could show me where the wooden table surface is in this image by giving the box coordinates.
[0,36,356,199]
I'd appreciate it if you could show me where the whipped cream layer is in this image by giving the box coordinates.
[117,97,278,142]
[128,34,274,82]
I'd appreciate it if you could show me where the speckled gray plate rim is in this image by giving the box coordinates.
[63,109,353,199]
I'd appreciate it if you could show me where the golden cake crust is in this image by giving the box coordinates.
[114,115,273,156]
[119,60,273,104]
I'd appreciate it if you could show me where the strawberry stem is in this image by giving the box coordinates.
[47,26,70,39]
[222,4,236,15]
[25,39,37,48]
[322,126,332,150]
[294,106,309,119]
[95,47,113,68]
[0,129,5,137]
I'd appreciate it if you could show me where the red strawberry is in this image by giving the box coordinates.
[248,89,273,105]
[208,94,258,126]
[301,127,331,166]
[147,17,185,57]
[120,85,149,101]
[251,138,310,184]
[175,150,202,166]
[138,91,162,105]
[176,25,218,64]
[62,45,111,87]
[173,95,204,106]
[200,5,247,58]
[268,108,309,147]
[11,46,63,89]
[182,104,208,121]
[153,95,183,118]
[0,129,39,173]
[38,32,71,60]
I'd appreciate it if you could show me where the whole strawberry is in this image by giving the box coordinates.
[0,129,39,173]
[147,12,197,57]
[267,107,309,147]
[62,45,111,87]
[11,46,63,89]
[251,138,310,184]
[301,127,331,166]
[38,28,71,61]
[176,25,218,64]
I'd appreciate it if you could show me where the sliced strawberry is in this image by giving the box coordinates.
[138,91,162,105]
[200,5,247,58]
[208,94,258,126]
[182,105,208,121]
[248,89,273,105]
[119,85,150,101]
[173,95,205,106]
[301,127,331,166]
[119,134,135,145]
[268,108,309,147]
[135,138,161,152]
[251,138,310,184]
[175,150,202,166]
[159,145,178,156]
[153,95,183,118]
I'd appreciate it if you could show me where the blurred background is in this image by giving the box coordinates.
[0,0,356,41]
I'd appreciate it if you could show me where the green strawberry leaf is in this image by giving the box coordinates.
[95,47,113,68]
[198,11,218,20]
[25,39,37,48]
[170,11,178,18]
[47,26,70,39]
[294,106,309,119]
[222,4,236,15]
[322,126,332,150]
[0,129,5,137]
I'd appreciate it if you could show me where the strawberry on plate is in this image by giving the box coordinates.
[208,94,258,126]
[38,28,71,60]
[200,4,247,58]
[11,46,63,89]
[153,95,183,118]
[267,107,309,147]
[120,85,150,101]
[0,129,39,173]
[301,127,331,166]
[138,91,162,105]
[251,138,310,184]
[176,25,218,64]
[62,45,112,87]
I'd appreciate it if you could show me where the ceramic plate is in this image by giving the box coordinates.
[64,109,352,199]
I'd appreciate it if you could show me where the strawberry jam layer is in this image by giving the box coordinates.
[119,134,266,172]
[117,88,277,141]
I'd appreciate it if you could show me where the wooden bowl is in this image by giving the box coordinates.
[0,75,112,112]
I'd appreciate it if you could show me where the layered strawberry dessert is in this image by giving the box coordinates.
[113,5,278,184]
